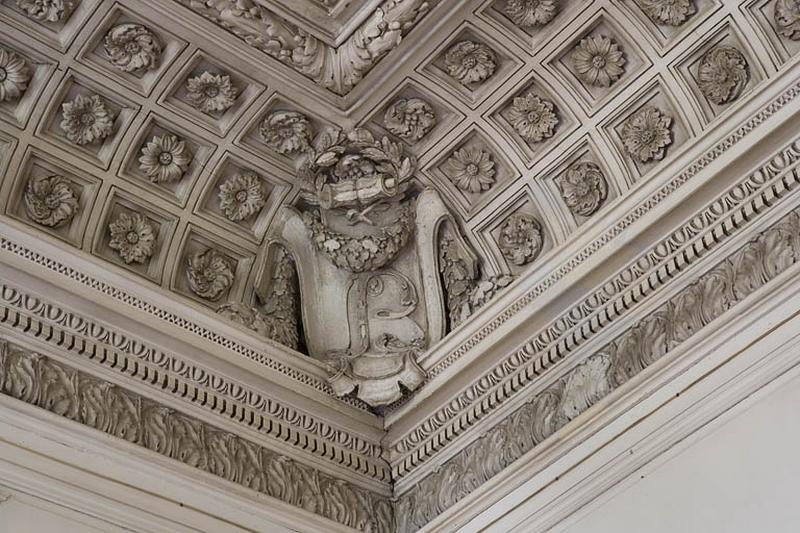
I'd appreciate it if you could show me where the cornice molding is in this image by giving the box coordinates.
[0,337,394,532]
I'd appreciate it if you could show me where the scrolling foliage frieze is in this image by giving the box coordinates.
[395,149,800,531]
[0,338,394,533]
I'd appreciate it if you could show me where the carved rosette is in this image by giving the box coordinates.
[620,106,673,163]
[697,45,749,106]
[446,147,496,193]
[103,23,162,73]
[444,41,497,86]
[498,213,543,266]
[559,161,608,217]
[0,47,30,103]
[507,92,558,143]
[218,172,266,222]
[60,94,114,146]
[571,34,626,88]
[504,0,559,27]
[16,0,75,22]
[138,134,193,183]
[108,212,156,264]
[186,71,238,114]
[634,0,695,26]
[259,110,313,155]
[384,98,437,142]
[775,0,800,40]
[23,174,79,227]
[187,248,235,301]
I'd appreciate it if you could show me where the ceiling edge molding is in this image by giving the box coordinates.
[388,116,800,485]
[0,336,394,532]
[394,151,800,531]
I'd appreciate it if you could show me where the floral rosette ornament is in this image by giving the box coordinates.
[103,23,162,73]
[504,0,559,27]
[138,134,193,183]
[445,147,496,193]
[108,212,156,264]
[0,46,31,103]
[621,106,673,163]
[16,0,74,22]
[444,40,497,86]
[507,91,558,143]
[383,98,437,142]
[218,171,266,222]
[23,174,79,228]
[697,45,749,106]
[186,71,238,114]
[186,248,235,301]
[634,0,695,26]
[775,0,800,40]
[571,34,626,88]
[559,161,608,217]
[498,213,543,266]
[60,94,114,146]
[259,110,313,155]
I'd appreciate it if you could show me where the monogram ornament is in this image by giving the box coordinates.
[498,213,544,266]
[60,94,114,145]
[0,47,30,103]
[103,23,162,73]
[621,106,673,163]
[444,41,497,86]
[697,45,749,106]
[23,174,79,228]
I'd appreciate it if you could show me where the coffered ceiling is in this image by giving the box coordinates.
[1,0,799,531]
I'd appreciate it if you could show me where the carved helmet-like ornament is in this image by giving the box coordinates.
[298,128,417,210]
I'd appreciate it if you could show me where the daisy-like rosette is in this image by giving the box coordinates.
[259,110,313,155]
[104,23,162,73]
[504,0,559,27]
[138,134,193,183]
[218,171,266,222]
[60,94,115,146]
[186,71,238,114]
[571,34,626,88]
[108,212,156,264]
[635,0,695,26]
[507,92,558,143]
[0,46,30,103]
[23,174,79,228]
[444,41,497,86]
[620,106,673,163]
[446,147,496,193]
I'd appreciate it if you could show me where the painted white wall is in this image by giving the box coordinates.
[557,371,800,533]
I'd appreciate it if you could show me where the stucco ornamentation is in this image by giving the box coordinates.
[0,47,30,103]
[23,174,79,228]
[218,172,266,222]
[508,92,558,143]
[103,23,162,73]
[444,41,497,86]
[504,0,559,27]
[571,35,625,88]
[446,147,496,193]
[60,94,114,146]
[697,45,749,105]
[187,248,235,301]
[16,0,74,22]
[259,110,313,155]
[498,213,543,266]
[138,134,193,183]
[108,212,156,264]
[186,71,238,114]
[620,106,673,163]
[774,0,800,40]
[559,161,608,217]
[384,98,437,142]
[634,0,695,26]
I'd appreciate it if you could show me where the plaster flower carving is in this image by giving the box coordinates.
[186,71,238,114]
[697,45,749,106]
[103,23,162,73]
[108,212,156,264]
[0,47,30,103]
[444,41,497,86]
[259,110,313,155]
[571,35,626,88]
[775,0,800,40]
[23,174,79,227]
[504,0,559,27]
[60,94,114,145]
[634,0,695,26]
[446,147,496,193]
[15,0,74,22]
[218,171,265,222]
[559,162,608,217]
[138,134,193,183]
[507,92,558,143]
[498,213,543,266]
[621,106,673,163]
[384,98,436,142]
[186,248,235,301]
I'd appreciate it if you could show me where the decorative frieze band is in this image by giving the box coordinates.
[0,283,390,485]
[395,180,800,533]
[0,337,394,532]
